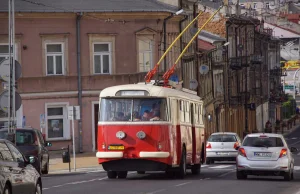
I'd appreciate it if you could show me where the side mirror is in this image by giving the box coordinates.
[290,147,298,153]
[28,156,37,164]
[45,142,52,147]
[235,146,240,151]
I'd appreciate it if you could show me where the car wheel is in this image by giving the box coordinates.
[236,170,247,180]
[117,171,128,179]
[35,181,42,194]
[3,184,11,194]
[107,171,117,179]
[137,171,145,174]
[191,164,201,175]
[41,159,49,174]
[284,170,292,181]
[177,148,187,179]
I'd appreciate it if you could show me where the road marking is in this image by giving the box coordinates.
[201,165,208,168]
[42,172,135,190]
[294,166,300,170]
[290,140,300,146]
[209,165,233,169]
[292,137,298,140]
[145,189,166,194]
[218,170,235,177]
[175,182,192,187]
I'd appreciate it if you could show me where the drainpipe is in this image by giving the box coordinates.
[163,14,175,72]
[179,15,188,83]
[76,13,83,153]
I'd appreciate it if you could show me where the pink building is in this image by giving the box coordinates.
[0,0,199,152]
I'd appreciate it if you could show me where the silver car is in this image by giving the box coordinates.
[206,132,242,164]
[236,133,298,181]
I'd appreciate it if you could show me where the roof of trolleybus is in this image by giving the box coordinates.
[99,83,202,101]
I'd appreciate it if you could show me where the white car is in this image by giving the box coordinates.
[236,133,298,181]
[206,132,242,164]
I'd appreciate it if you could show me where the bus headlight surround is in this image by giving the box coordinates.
[116,131,126,140]
[136,131,146,139]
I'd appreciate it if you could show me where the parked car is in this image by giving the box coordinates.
[0,138,42,194]
[236,133,298,181]
[0,127,52,174]
[206,132,242,164]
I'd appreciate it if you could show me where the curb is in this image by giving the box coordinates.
[283,123,300,137]
[44,166,104,177]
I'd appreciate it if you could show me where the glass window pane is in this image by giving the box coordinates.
[94,44,109,52]
[47,44,62,53]
[138,53,144,72]
[47,119,64,138]
[16,130,38,146]
[47,56,54,74]
[144,53,151,70]
[94,55,101,73]
[0,45,8,54]
[56,55,63,74]
[47,107,63,116]
[103,55,109,73]
[0,142,14,162]
[138,40,151,51]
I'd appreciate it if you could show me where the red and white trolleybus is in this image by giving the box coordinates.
[96,82,205,179]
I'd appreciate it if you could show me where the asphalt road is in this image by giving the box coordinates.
[42,127,300,194]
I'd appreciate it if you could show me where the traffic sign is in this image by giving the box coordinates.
[199,65,209,75]
[67,106,80,120]
[189,79,198,90]
[0,90,22,113]
[0,59,22,82]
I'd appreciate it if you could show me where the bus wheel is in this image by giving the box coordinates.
[177,148,187,179]
[137,171,145,174]
[117,171,128,179]
[191,164,201,175]
[107,171,117,179]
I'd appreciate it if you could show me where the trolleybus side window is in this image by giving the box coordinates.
[99,98,168,122]
[180,100,185,122]
[185,101,190,123]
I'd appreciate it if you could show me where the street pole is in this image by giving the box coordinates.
[72,106,76,171]
[293,68,300,99]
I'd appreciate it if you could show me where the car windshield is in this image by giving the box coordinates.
[0,130,38,146]
[99,98,168,122]
[208,134,237,142]
[242,137,284,147]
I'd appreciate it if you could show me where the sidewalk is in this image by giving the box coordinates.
[277,119,300,136]
[49,151,102,173]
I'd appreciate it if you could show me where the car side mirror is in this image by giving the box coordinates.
[45,142,52,147]
[27,156,37,164]
[290,147,298,153]
[235,146,240,151]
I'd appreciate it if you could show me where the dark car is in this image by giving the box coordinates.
[0,139,42,194]
[0,127,51,174]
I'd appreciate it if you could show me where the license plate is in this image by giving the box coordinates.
[216,152,229,155]
[108,145,124,150]
[254,152,272,157]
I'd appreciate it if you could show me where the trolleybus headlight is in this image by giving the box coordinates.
[102,143,106,150]
[116,131,126,140]
[136,131,146,139]
[158,142,162,150]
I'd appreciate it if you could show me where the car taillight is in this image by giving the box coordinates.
[206,143,211,149]
[238,148,247,157]
[279,148,287,158]
[234,142,239,149]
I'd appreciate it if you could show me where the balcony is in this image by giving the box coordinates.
[250,55,263,64]
[229,56,249,70]
[251,87,261,96]
[230,95,242,106]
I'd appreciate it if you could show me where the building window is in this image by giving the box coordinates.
[266,2,269,9]
[0,44,8,62]
[138,39,153,72]
[93,43,111,74]
[46,43,64,75]
[253,3,257,9]
[46,104,69,140]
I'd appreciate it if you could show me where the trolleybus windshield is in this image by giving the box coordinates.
[99,98,168,122]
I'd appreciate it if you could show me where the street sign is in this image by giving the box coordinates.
[189,79,198,90]
[67,106,80,120]
[0,90,22,113]
[40,114,45,130]
[199,65,209,75]
[0,59,22,82]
